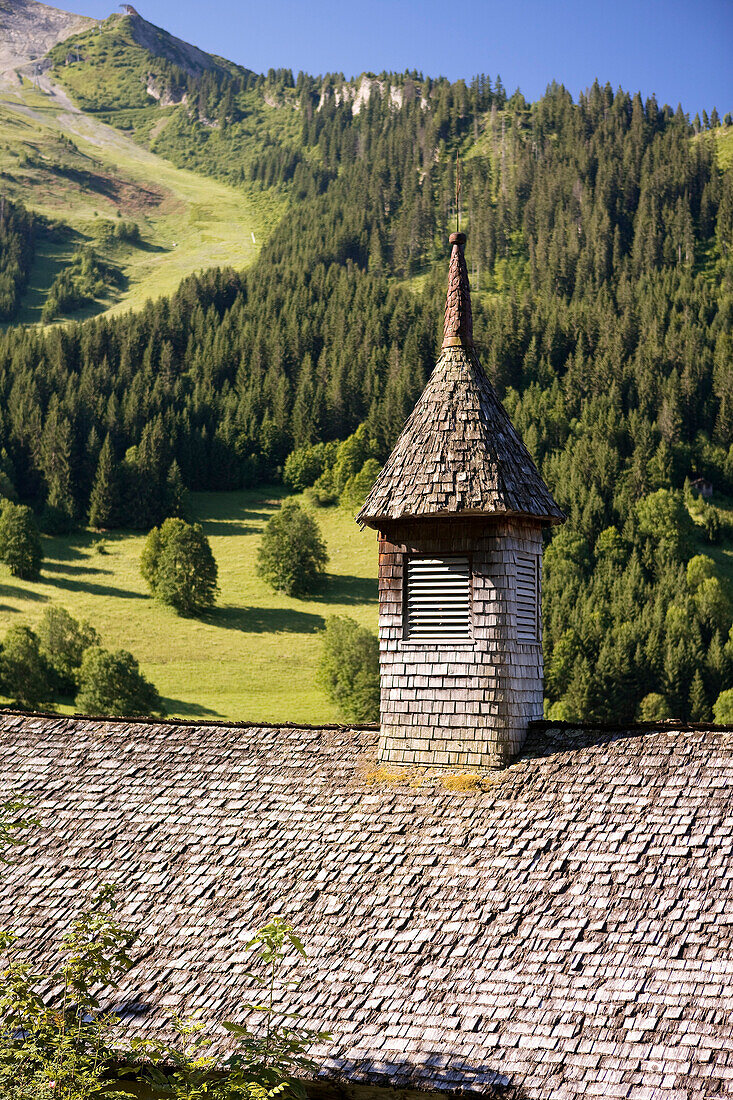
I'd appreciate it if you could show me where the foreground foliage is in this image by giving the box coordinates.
[0,798,329,1098]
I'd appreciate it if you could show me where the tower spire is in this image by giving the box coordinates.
[442,231,473,350]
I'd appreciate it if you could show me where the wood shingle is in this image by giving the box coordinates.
[1,712,733,1098]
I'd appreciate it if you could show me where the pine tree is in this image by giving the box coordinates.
[165,460,189,519]
[688,669,711,723]
[40,406,75,534]
[88,436,121,530]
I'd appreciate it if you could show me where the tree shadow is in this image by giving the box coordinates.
[198,519,264,537]
[160,698,223,719]
[317,573,377,605]
[205,605,325,635]
[303,1055,528,1099]
[44,542,88,562]
[524,721,705,761]
[46,576,145,600]
[134,238,168,254]
[43,561,112,577]
[0,583,49,603]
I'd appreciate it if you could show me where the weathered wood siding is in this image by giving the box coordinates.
[378,517,544,768]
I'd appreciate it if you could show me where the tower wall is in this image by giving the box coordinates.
[377,517,544,769]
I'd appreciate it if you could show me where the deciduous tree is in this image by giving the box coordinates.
[141,518,218,615]
[257,502,328,597]
[0,501,42,580]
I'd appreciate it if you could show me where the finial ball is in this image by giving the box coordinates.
[449,231,467,248]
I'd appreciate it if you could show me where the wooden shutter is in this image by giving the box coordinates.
[516,552,539,642]
[404,556,471,642]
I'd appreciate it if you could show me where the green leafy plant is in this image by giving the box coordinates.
[141,518,219,616]
[339,458,382,513]
[36,607,100,696]
[0,501,43,581]
[75,646,165,718]
[0,884,136,1100]
[0,625,54,709]
[222,918,330,1085]
[0,791,327,1097]
[126,918,330,1098]
[319,616,379,722]
[714,688,733,724]
[0,796,39,864]
[256,503,328,597]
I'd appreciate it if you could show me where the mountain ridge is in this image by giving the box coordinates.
[0,0,93,85]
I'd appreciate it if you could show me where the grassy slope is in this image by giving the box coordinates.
[691,492,733,591]
[0,79,282,323]
[0,490,378,723]
[715,124,733,170]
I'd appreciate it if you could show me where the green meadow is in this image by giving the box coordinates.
[0,81,282,324]
[0,490,378,724]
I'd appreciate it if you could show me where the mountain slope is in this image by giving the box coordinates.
[0,79,282,321]
[0,0,281,323]
[0,0,93,84]
[46,7,251,111]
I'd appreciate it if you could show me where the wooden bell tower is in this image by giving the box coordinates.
[358,232,565,768]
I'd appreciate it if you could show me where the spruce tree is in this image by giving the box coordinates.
[40,406,75,533]
[88,436,121,530]
[688,669,711,723]
[165,460,189,519]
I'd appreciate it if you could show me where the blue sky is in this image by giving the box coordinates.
[70,0,732,117]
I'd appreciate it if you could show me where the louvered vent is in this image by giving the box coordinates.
[404,556,471,642]
[516,552,539,642]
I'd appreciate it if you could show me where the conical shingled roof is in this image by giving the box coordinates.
[358,233,564,527]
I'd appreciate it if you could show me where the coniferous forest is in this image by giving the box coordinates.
[1,53,732,722]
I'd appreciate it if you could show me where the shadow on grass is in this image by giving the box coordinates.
[131,237,167,254]
[206,606,325,634]
[43,561,112,577]
[43,541,88,562]
[198,518,264,538]
[161,698,223,719]
[319,573,377,605]
[47,576,145,600]
[0,583,49,603]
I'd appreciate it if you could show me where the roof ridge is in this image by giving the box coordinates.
[0,707,379,733]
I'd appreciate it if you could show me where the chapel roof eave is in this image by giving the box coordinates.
[359,504,566,531]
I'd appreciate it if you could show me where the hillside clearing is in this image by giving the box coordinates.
[0,490,378,723]
[0,79,282,321]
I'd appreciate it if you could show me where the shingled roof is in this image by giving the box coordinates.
[2,711,733,1099]
[358,233,564,527]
